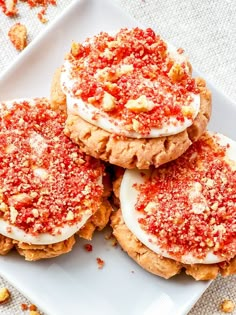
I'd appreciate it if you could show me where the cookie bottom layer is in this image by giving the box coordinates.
[51,69,212,169]
[110,210,236,280]
[0,199,112,261]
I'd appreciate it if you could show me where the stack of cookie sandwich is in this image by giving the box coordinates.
[1,28,235,281]
[0,98,112,260]
[52,27,235,280]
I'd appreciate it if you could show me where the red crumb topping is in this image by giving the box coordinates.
[84,243,93,252]
[0,0,56,22]
[134,133,236,261]
[0,0,18,16]
[65,28,199,136]
[96,257,104,269]
[0,100,104,236]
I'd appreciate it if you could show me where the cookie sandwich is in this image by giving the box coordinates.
[51,27,212,169]
[0,98,111,261]
[111,132,236,280]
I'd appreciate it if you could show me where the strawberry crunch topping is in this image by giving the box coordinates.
[65,28,199,136]
[0,100,104,236]
[134,133,236,261]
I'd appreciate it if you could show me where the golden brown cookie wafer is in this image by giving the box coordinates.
[51,68,211,169]
[0,235,14,255]
[0,98,112,260]
[78,199,113,240]
[0,198,112,260]
[15,235,75,261]
[111,210,236,280]
[111,210,182,279]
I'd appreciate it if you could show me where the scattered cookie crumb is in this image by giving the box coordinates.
[28,0,57,23]
[37,8,48,23]
[0,287,11,304]
[29,304,37,311]
[8,22,27,51]
[21,303,28,311]
[84,244,93,252]
[220,299,235,313]
[131,270,135,274]
[1,0,57,22]
[96,257,104,269]
[21,302,40,313]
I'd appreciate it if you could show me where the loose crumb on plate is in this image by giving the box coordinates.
[220,299,235,313]
[8,22,27,51]
[0,287,11,304]
[84,243,93,252]
[96,257,105,269]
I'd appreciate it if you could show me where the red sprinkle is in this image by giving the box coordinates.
[134,133,236,261]
[65,28,199,136]
[0,99,104,236]
[84,243,93,252]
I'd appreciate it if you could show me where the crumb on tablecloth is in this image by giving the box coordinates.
[8,22,27,51]
[21,302,41,314]
[220,299,235,313]
[29,304,37,311]
[21,303,28,311]
[0,0,57,23]
[0,287,11,304]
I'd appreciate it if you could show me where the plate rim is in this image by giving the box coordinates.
[0,1,230,314]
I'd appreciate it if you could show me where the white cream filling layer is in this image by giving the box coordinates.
[120,132,236,264]
[61,38,200,138]
[0,99,102,245]
[0,211,92,245]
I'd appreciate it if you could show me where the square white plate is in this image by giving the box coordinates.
[0,0,235,314]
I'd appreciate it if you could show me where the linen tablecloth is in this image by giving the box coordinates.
[0,0,235,314]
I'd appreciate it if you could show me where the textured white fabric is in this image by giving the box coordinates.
[0,0,236,314]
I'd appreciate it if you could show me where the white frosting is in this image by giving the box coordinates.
[61,34,200,138]
[62,90,200,139]
[120,132,236,264]
[0,211,92,245]
[0,99,102,245]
